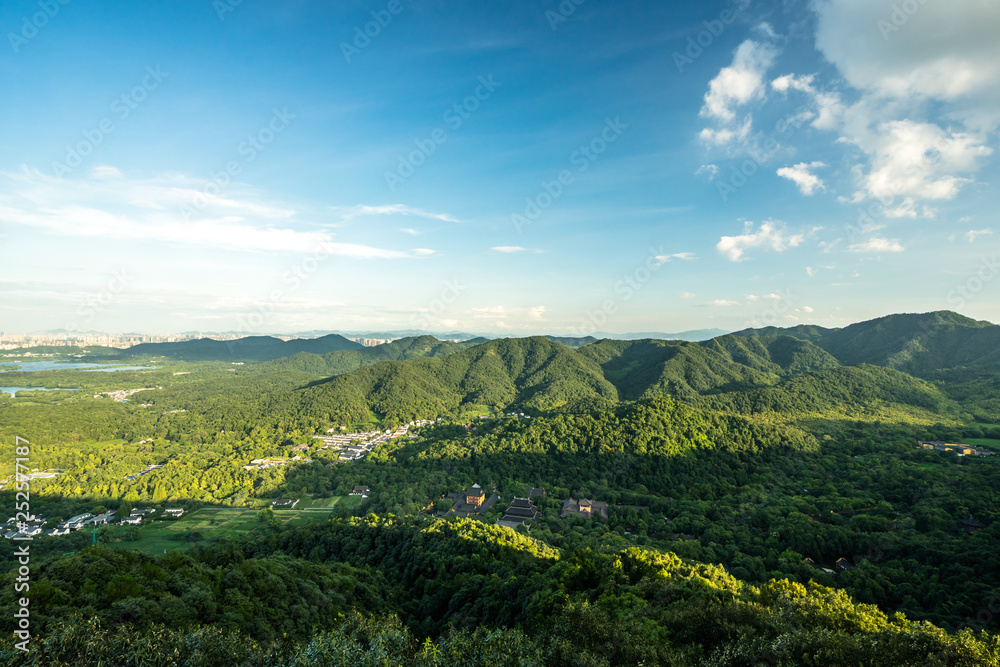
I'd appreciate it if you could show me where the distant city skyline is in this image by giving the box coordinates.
[2,1,998,334]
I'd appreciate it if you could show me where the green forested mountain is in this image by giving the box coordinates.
[296,336,621,423]
[694,364,961,421]
[114,333,363,361]
[730,323,834,341]
[6,515,999,666]
[578,335,841,400]
[277,314,996,425]
[257,335,484,376]
[734,311,1000,377]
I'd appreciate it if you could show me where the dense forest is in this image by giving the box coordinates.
[2,310,1000,664]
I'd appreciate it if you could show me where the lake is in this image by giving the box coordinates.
[1,386,80,396]
[0,361,157,373]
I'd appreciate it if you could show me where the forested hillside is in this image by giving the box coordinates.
[257,335,484,376]
[114,333,363,361]
[2,311,1000,665]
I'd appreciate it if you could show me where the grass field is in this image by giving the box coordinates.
[962,437,1000,451]
[107,496,364,555]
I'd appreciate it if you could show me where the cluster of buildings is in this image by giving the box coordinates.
[94,387,160,402]
[314,420,435,461]
[0,332,253,350]
[560,498,610,520]
[918,441,993,456]
[243,456,312,471]
[498,491,544,530]
[439,484,500,518]
[1,507,184,539]
[346,337,403,347]
[805,557,854,574]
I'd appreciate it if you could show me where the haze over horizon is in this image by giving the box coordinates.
[2,0,998,335]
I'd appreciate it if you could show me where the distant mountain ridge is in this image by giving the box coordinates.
[733,311,1000,377]
[115,333,362,361]
[285,311,993,424]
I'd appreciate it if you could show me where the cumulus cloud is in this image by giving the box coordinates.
[848,237,905,253]
[850,120,991,208]
[776,161,827,195]
[528,306,546,320]
[716,220,804,262]
[771,0,1000,210]
[491,246,528,253]
[701,39,778,123]
[967,228,993,242]
[700,299,740,307]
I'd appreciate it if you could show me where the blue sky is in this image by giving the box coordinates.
[1,0,998,335]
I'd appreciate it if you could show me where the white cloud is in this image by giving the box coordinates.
[679,292,696,300]
[699,116,753,148]
[746,293,784,302]
[411,248,436,256]
[806,266,816,277]
[848,237,905,253]
[491,246,528,253]
[701,39,778,123]
[400,228,419,235]
[803,306,815,313]
[653,252,696,264]
[813,0,1000,110]
[528,306,546,320]
[696,164,719,180]
[776,161,826,195]
[701,299,740,307]
[0,167,440,258]
[850,120,991,206]
[967,228,993,242]
[786,0,1000,210]
[335,204,460,223]
[716,220,804,262]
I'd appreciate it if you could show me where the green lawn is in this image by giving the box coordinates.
[107,498,362,554]
[962,437,1000,451]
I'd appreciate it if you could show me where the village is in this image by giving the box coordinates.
[1,507,185,540]
[93,386,161,402]
[917,440,994,456]
[312,419,436,461]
